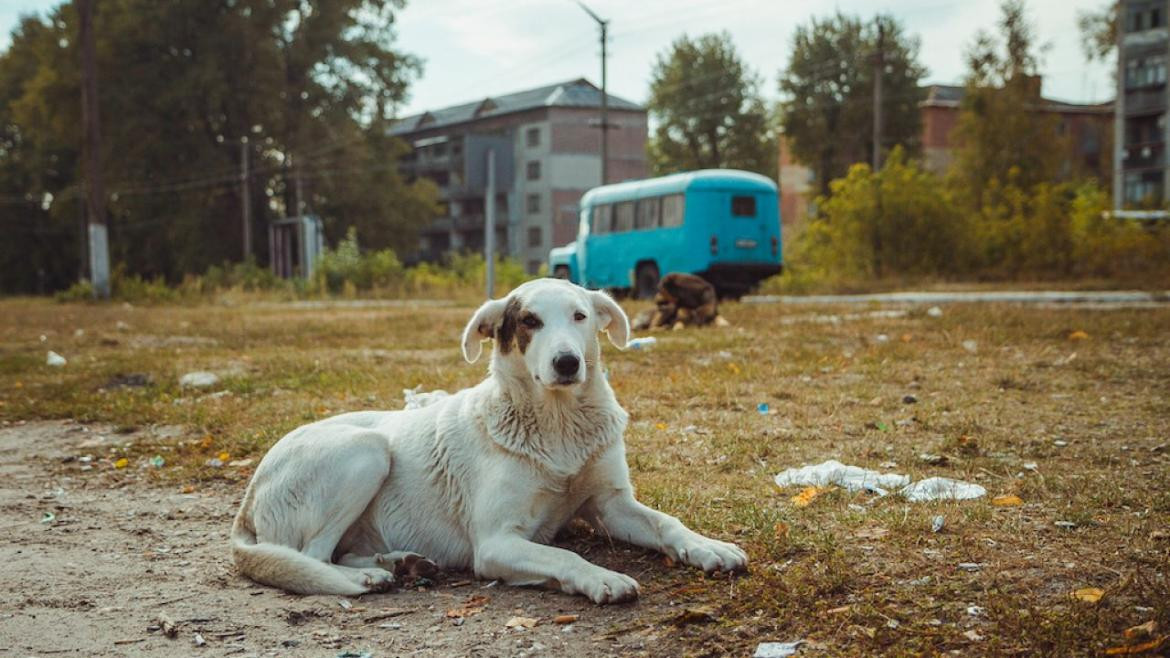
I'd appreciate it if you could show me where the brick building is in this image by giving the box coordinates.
[778,82,1112,223]
[391,78,648,272]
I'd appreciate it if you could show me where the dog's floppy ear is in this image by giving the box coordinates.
[461,297,507,363]
[590,290,630,349]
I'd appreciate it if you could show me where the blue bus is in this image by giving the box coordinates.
[548,169,782,298]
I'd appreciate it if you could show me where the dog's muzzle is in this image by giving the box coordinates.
[551,352,581,385]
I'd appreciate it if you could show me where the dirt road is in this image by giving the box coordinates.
[0,421,688,657]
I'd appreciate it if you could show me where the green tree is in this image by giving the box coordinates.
[788,147,968,284]
[0,0,436,293]
[646,32,775,177]
[778,13,926,196]
[950,0,1067,208]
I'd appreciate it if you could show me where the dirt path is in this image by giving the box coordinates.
[0,421,683,657]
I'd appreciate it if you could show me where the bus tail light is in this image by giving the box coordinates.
[770,236,779,256]
[710,235,718,255]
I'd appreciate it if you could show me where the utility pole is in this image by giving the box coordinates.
[484,149,496,299]
[1112,2,1124,211]
[872,22,885,171]
[576,1,609,185]
[78,0,109,298]
[240,137,252,260]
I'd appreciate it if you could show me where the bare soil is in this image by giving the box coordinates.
[0,421,692,657]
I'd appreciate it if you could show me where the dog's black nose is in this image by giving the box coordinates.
[553,353,580,377]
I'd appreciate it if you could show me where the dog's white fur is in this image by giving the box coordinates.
[231,278,747,603]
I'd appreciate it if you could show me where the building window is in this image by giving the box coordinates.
[527,194,540,214]
[526,160,541,181]
[528,227,542,248]
[526,127,540,148]
[1126,55,1167,89]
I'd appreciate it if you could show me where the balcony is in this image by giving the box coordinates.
[1123,141,1165,170]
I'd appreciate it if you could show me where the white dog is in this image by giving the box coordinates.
[231,278,747,603]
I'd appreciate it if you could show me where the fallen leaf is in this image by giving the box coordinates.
[791,486,831,508]
[824,605,851,615]
[672,606,718,626]
[992,494,1024,507]
[1125,621,1158,639]
[114,458,129,469]
[446,594,490,618]
[662,555,676,568]
[1105,635,1168,655]
[1071,587,1104,603]
[655,422,667,431]
[199,435,213,450]
[553,614,578,625]
[1068,330,1089,341]
[727,363,741,375]
[217,451,230,462]
[505,616,539,629]
[773,522,790,541]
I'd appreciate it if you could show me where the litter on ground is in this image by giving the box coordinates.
[774,460,987,502]
[754,640,804,657]
[46,351,67,367]
[773,460,910,496]
[179,371,219,388]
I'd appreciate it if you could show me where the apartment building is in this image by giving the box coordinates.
[1117,0,1170,208]
[391,78,648,272]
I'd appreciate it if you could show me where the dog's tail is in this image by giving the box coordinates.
[230,484,367,596]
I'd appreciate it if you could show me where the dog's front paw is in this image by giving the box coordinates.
[675,536,748,574]
[572,567,639,604]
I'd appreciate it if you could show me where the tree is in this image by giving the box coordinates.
[778,13,926,196]
[0,0,436,293]
[1077,1,1118,63]
[949,0,1067,208]
[646,32,775,177]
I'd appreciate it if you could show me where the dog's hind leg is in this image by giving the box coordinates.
[241,429,396,594]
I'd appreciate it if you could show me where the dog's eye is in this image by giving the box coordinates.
[573,311,587,322]
[522,315,541,329]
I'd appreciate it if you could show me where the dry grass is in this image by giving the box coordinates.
[2,295,1169,656]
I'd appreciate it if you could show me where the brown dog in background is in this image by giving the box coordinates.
[632,272,725,331]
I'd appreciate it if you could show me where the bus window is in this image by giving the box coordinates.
[592,204,611,234]
[662,194,685,227]
[635,197,660,230]
[614,201,635,232]
[731,195,757,217]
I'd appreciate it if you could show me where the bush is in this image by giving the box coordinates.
[312,227,405,295]
[772,148,1170,290]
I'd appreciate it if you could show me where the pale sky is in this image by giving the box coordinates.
[1,0,1115,116]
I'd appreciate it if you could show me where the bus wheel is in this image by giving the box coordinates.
[553,265,570,280]
[635,262,659,300]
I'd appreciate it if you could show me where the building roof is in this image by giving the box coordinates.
[391,78,643,136]
[921,83,1113,114]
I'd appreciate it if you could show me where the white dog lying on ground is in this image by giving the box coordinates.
[230,278,747,603]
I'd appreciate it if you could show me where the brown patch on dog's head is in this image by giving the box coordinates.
[495,297,543,355]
